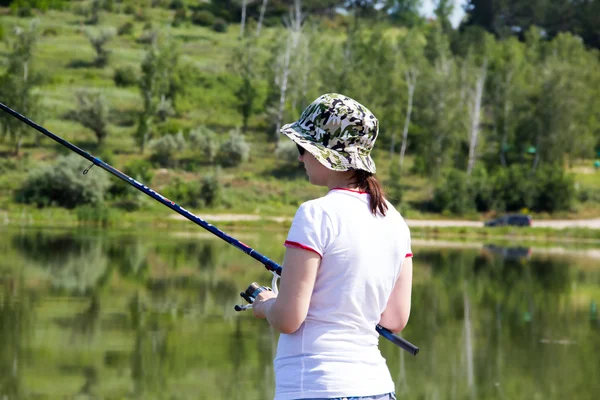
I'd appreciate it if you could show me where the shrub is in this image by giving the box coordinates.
[189,126,219,163]
[123,4,135,14]
[217,129,250,167]
[169,0,185,10]
[117,21,134,36]
[432,169,474,215]
[191,10,215,27]
[531,165,574,212]
[163,177,199,208]
[212,18,227,33]
[16,154,111,208]
[149,132,186,167]
[124,159,154,184]
[72,90,110,146]
[275,140,300,163]
[199,169,222,207]
[113,66,138,87]
[172,8,187,27]
[490,164,535,212]
[385,164,403,206]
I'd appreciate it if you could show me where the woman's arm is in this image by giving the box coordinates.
[252,247,320,334]
[379,256,413,333]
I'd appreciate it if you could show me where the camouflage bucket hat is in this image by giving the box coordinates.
[280,93,379,173]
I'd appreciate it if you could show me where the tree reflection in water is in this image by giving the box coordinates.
[1,228,599,399]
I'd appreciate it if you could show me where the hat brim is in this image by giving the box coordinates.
[280,122,376,174]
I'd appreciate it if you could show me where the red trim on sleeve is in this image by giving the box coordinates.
[284,241,323,258]
[406,253,413,258]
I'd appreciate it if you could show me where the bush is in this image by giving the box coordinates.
[16,154,111,208]
[117,21,134,36]
[432,169,474,215]
[113,66,138,87]
[169,0,185,10]
[163,177,199,208]
[191,10,215,27]
[124,159,154,184]
[72,90,110,146]
[149,132,186,167]
[172,8,187,27]
[199,169,222,207]
[531,165,574,212]
[217,129,250,167]
[385,164,403,206]
[212,18,227,33]
[275,140,299,164]
[189,126,218,164]
[490,164,535,212]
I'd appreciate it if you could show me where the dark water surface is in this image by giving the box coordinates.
[0,227,598,399]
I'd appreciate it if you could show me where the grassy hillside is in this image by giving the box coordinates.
[0,4,599,228]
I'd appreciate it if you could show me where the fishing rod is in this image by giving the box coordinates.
[0,101,419,356]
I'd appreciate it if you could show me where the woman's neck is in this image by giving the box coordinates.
[326,171,357,191]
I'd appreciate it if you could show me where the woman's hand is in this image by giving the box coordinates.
[252,290,277,319]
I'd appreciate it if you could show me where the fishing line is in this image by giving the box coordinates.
[0,101,419,356]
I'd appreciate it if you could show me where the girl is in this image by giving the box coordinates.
[253,93,413,400]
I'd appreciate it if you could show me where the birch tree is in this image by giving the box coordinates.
[394,29,426,168]
[255,0,269,37]
[273,0,304,141]
[239,0,247,38]
[466,57,487,176]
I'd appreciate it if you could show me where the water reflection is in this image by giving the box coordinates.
[0,228,599,399]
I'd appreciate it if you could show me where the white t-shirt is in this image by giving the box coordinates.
[274,188,412,400]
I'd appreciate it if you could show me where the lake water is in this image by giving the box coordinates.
[0,227,598,399]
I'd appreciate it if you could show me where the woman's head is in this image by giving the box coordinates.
[281,93,379,173]
[284,94,389,216]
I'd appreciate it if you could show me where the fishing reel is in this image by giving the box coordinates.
[234,282,273,311]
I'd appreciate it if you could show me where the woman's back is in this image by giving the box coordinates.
[275,188,411,400]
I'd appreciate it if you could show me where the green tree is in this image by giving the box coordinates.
[85,27,115,67]
[135,34,178,153]
[72,90,110,146]
[0,20,43,155]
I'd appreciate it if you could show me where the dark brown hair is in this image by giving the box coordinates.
[351,170,388,216]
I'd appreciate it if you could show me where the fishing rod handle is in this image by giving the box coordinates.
[376,325,419,356]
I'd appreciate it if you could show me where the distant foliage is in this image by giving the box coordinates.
[85,27,116,67]
[212,18,227,33]
[199,169,222,207]
[72,90,110,145]
[172,8,187,27]
[275,140,299,164]
[113,66,138,87]
[191,10,215,27]
[163,169,222,208]
[432,165,575,215]
[433,169,474,215]
[16,154,111,208]
[117,21,134,36]
[217,129,250,167]
[149,131,186,167]
[189,126,219,164]
[385,164,403,206]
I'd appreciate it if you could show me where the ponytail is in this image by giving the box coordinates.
[352,170,388,216]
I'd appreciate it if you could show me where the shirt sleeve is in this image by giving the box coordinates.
[405,228,413,258]
[284,202,332,258]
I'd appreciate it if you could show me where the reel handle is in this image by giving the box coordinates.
[234,282,272,312]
